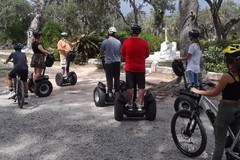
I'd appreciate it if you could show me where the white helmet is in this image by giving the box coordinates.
[108,27,117,34]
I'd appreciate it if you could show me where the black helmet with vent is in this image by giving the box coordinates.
[131,24,141,35]
[189,29,199,39]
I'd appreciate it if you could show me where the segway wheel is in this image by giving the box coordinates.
[93,87,106,107]
[68,71,77,85]
[145,92,157,121]
[35,80,53,97]
[28,78,35,93]
[55,72,63,86]
[114,98,124,121]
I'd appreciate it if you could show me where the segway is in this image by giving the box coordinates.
[93,80,127,107]
[114,80,157,121]
[28,55,54,97]
[55,50,77,86]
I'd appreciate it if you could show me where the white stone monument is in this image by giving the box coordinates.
[146,27,180,63]
[146,27,180,73]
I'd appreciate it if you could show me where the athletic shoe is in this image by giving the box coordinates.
[8,91,16,99]
[137,104,143,111]
[126,104,133,111]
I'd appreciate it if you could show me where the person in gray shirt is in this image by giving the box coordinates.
[100,27,121,100]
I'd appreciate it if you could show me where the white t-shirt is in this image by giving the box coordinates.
[186,43,202,73]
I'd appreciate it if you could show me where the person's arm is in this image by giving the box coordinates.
[99,42,105,58]
[191,73,229,97]
[4,53,12,64]
[38,45,51,55]
[4,56,11,64]
[175,53,192,61]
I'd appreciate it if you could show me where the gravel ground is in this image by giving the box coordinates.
[0,52,220,160]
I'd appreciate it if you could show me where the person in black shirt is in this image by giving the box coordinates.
[30,31,52,83]
[191,44,240,160]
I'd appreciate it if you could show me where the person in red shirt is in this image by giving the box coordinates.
[121,24,150,111]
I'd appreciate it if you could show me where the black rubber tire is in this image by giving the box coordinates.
[174,95,196,112]
[55,72,63,86]
[17,80,24,109]
[171,109,207,157]
[68,71,77,85]
[93,87,106,107]
[35,80,53,97]
[145,99,157,121]
[114,99,124,121]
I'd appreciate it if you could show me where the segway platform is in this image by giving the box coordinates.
[114,90,157,121]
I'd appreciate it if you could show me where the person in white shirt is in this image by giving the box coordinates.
[175,29,202,87]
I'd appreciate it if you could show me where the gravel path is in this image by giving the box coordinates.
[0,53,218,160]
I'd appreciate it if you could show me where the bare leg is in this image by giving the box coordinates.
[62,67,65,75]
[23,82,28,95]
[6,76,13,88]
[33,68,42,83]
[127,89,133,105]
[138,89,145,105]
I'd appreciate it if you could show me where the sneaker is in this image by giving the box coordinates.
[8,91,16,99]
[137,104,143,111]
[108,92,113,98]
[126,104,133,111]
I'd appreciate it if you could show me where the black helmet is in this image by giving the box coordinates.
[172,60,185,77]
[189,29,199,39]
[131,24,141,35]
[13,43,24,50]
[33,31,42,39]
[45,54,54,67]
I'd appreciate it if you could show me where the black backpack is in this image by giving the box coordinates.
[172,60,185,77]
[45,55,54,67]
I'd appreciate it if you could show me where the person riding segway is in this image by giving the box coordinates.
[114,24,156,121]
[55,32,79,86]
[28,31,54,97]
[93,26,122,107]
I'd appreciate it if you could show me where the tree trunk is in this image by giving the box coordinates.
[179,0,199,56]
[26,0,45,52]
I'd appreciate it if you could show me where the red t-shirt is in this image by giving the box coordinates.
[121,37,150,72]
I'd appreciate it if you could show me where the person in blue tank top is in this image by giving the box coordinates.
[4,43,29,103]
[191,44,240,160]
[100,27,121,101]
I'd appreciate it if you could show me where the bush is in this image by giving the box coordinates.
[202,43,226,73]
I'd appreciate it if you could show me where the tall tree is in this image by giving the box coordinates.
[143,0,176,36]
[204,0,240,40]
[179,0,199,55]
[26,0,46,50]
[0,0,33,43]
[122,0,144,25]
